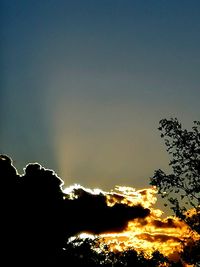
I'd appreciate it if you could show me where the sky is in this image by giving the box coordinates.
[1,0,200,190]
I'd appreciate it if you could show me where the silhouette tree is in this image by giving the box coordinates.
[150,118,200,265]
[181,239,200,266]
[62,239,175,267]
[150,118,200,231]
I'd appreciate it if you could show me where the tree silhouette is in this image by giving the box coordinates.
[181,239,200,266]
[62,239,176,267]
[150,118,200,265]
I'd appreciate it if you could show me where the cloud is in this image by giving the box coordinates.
[63,184,150,236]
[0,154,198,265]
[136,233,181,243]
[0,154,18,182]
[0,155,66,265]
[151,218,183,229]
[99,188,197,261]
[0,155,150,265]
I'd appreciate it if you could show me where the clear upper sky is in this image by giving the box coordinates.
[1,0,200,189]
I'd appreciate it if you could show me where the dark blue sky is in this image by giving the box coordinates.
[1,0,200,189]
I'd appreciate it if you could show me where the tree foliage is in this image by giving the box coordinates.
[150,118,200,234]
[150,118,200,266]
[62,237,176,267]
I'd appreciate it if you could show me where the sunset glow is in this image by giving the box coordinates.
[69,185,199,263]
[103,186,199,262]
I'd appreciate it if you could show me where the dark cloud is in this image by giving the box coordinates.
[0,154,18,184]
[136,233,181,243]
[63,186,150,236]
[0,155,150,265]
[152,218,181,229]
[0,155,65,265]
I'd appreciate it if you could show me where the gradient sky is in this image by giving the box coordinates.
[1,0,200,190]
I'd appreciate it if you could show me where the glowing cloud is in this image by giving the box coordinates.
[63,184,199,263]
[94,186,199,262]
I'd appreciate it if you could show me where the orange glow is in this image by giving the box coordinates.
[106,186,159,209]
[103,186,199,262]
[66,184,199,265]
